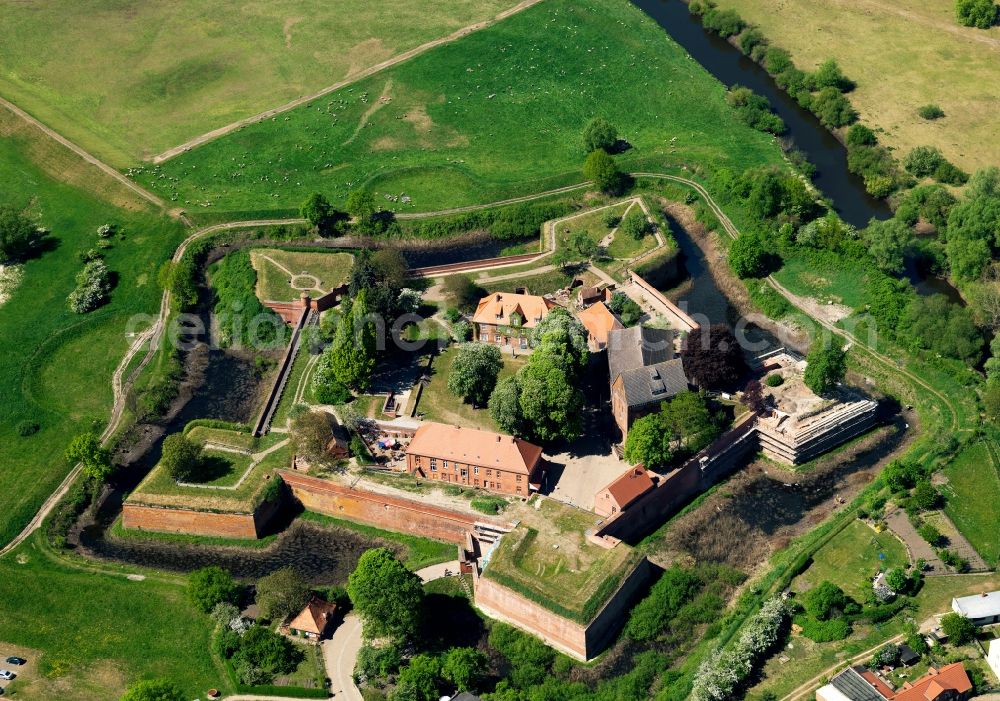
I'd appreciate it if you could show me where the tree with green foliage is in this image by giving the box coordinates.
[346,189,377,221]
[392,654,441,701]
[813,59,855,92]
[917,104,946,120]
[882,459,921,492]
[726,85,786,135]
[984,382,1000,424]
[947,235,991,281]
[583,149,624,195]
[231,625,302,685]
[489,375,524,436]
[289,410,338,467]
[516,353,584,443]
[619,209,651,240]
[623,414,673,469]
[443,274,484,313]
[120,679,185,701]
[188,566,240,613]
[65,431,114,482]
[607,291,642,326]
[442,647,488,691]
[862,218,912,274]
[625,566,702,641]
[885,568,908,593]
[904,146,947,178]
[702,7,745,36]
[348,547,424,641]
[803,581,848,620]
[913,481,941,510]
[256,566,310,623]
[661,391,720,453]
[311,348,353,404]
[811,87,857,128]
[956,0,998,27]
[327,292,377,390]
[448,342,503,407]
[300,192,333,232]
[528,308,589,371]
[902,294,984,363]
[803,341,846,396]
[896,184,956,230]
[582,117,618,153]
[846,124,878,147]
[559,228,598,264]
[729,231,768,278]
[160,433,203,482]
[0,205,38,262]
[940,612,976,644]
[918,522,943,546]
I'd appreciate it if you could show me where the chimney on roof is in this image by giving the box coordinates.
[496,293,502,302]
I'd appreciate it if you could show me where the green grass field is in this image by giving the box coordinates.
[708,0,1000,176]
[250,248,354,302]
[791,519,908,601]
[940,441,1000,567]
[0,110,185,547]
[415,346,526,431]
[0,0,522,166]
[775,250,870,309]
[484,498,640,623]
[0,538,223,700]
[134,0,784,218]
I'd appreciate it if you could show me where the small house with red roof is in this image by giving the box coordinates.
[285,596,338,642]
[594,466,655,518]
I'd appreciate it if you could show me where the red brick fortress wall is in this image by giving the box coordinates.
[280,471,506,544]
[122,504,259,538]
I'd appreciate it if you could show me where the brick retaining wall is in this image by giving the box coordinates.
[474,557,653,661]
[280,471,505,544]
[121,501,278,539]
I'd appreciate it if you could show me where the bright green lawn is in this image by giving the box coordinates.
[0,112,185,547]
[791,519,908,601]
[940,440,1000,568]
[555,201,633,251]
[775,249,870,309]
[0,537,224,700]
[0,0,521,165]
[250,248,354,303]
[415,346,526,431]
[135,0,784,217]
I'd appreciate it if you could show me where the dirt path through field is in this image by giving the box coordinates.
[151,0,546,164]
[844,0,1000,51]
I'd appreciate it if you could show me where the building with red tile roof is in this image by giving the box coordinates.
[816,662,973,701]
[594,466,654,518]
[285,596,338,641]
[577,302,624,352]
[472,292,558,349]
[405,421,544,497]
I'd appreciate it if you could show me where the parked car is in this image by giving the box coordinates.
[0,671,14,681]
[4,658,25,666]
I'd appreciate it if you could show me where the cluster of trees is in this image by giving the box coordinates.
[68,258,112,313]
[620,208,653,241]
[714,166,818,226]
[955,0,998,27]
[845,124,911,198]
[726,85,786,135]
[794,578,913,643]
[65,431,114,483]
[691,597,789,701]
[941,167,1000,282]
[623,391,723,470]
[903,146,968,186]
[405,200,574,242]
[209,249,282,348]
[489,309,588,443]
[582,118,628,195]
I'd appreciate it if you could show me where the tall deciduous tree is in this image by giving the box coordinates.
[955,0,998,28]
[681,325,748,390]
[160,433,203,481]
[328,292,377,390]
[448,343,503,407]
[348,548,424,641]
[65,431,114,482]
[728,232,768,278]
[803,341,847,396]
[489,375,524,436]
[623,414,673,469]
[0,206,37,261]
[256,567,310,623]
[188,565,240,613]
[442,647,488,691]
[582,117,618,153]
[517,354,584,443]
[289,410,336,466]
[583,149,625,195]
[862,217,913,274]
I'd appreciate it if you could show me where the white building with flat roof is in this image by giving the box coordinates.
[988,639,1000,683]
[952,590,1000,625]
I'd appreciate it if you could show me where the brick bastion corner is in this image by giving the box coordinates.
[121,498,280,539]
[472,555,654,661]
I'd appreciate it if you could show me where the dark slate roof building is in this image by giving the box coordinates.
[607,326,689,438]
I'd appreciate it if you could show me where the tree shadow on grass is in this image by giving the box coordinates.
[191,453,237,482]
[418,591,487,654]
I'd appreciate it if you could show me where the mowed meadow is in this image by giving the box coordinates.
[0,0,522,166]
[707,0,1000,175]
[0,110,185,546]
[135,0,785,219]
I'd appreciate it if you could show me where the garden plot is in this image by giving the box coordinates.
[249,249,353,303]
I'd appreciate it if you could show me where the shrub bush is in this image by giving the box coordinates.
[811,87,858,128]
[797,615,851,642]
[955,0,998,28]
[917,104,945,120]
[739,27,767,56]
[702,7,746,37]
[846,124,878,147]
[727,86,787,135]
[765,373,784,387]
[471,495,508,515]
[68,259,112,313]
[16,420,39,437]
